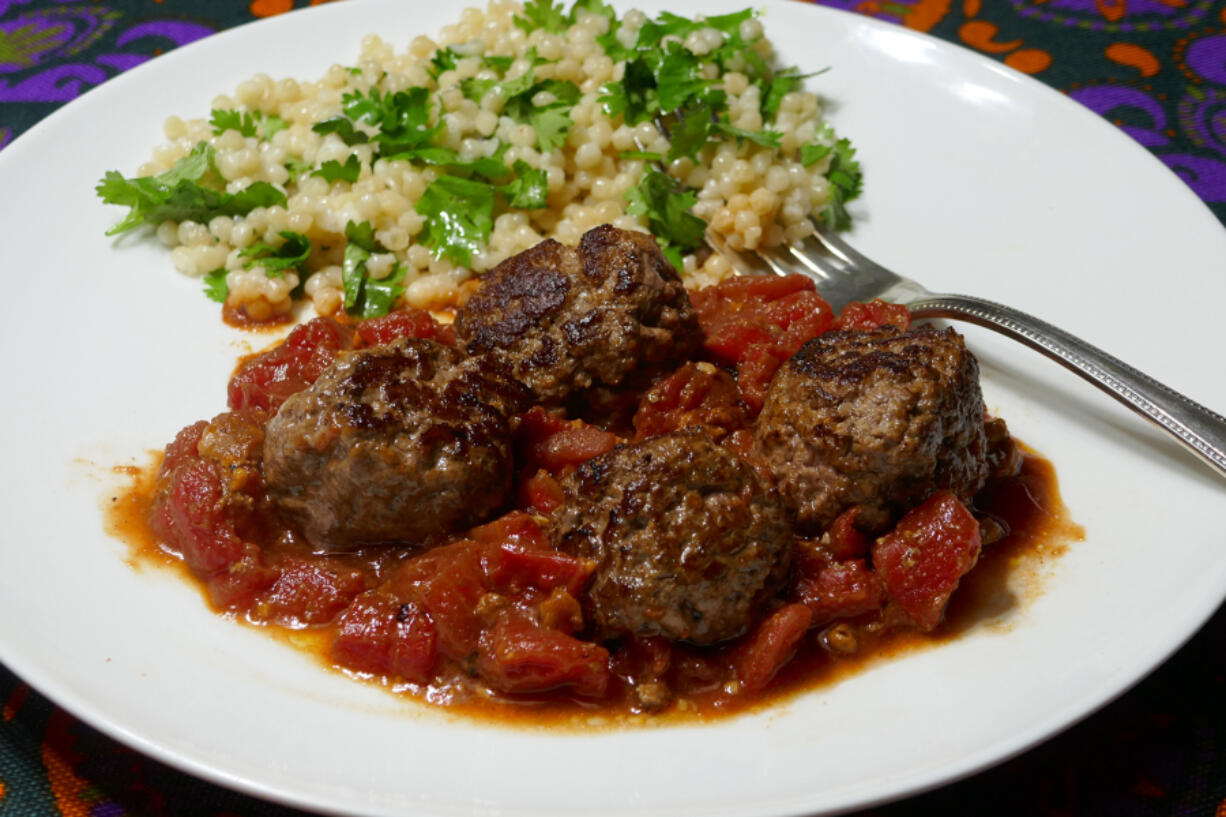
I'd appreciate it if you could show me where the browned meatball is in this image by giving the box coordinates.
[754,324,991,534]
[452,225,701,403]
[263,338,527,551]
[553,430,792,645]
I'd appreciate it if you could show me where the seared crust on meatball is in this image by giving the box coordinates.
[263,338,527,551]
[452,225,701,403]
[754,325,990,534]
[553,430,792,645]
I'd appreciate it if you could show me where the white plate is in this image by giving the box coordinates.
[1,1,1223,815]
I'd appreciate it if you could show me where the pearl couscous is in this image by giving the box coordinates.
[102,0,856,323]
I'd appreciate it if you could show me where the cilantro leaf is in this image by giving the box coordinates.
[514,0,568,33]
[203,268,229,303]
[311,154,362,184]
[414,175,496,266]
[210,109,259,138]
[714,121,782,148]
[96,142,286,235]
[360,262,408,318]
[806,129,863,231]
[656,44,713,112]
[599,57,660,125]
[626,169,706,270]
[240,230,311,276]
[339,220,404,317]
[760,67,827,121]
[312,116,370,146]
[500,160,548,209]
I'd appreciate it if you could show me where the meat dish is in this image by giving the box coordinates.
[135,224,1062,717]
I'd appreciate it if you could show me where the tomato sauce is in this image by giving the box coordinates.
[104,279,1084,726]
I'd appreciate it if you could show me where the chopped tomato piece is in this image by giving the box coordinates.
[632,362,749,442]
[792,549,884,628]
[227,317,353,412]
[390,541,488,662]
[835,299,912,332]
[486,545,593,598]
[827,506,870,560]
[260,557,368,626]
[476,615,610,698]
[733,603,813,696]
[690,274,835,412]
[205,545,278,611]
[355,307,454,347]
[332,594,438,684]
[514,406,618,474]
[871,491,982,632]
[519,469,566,514]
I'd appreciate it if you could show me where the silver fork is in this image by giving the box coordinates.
[709,227,1226,479]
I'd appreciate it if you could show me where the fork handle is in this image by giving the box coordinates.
[909,294,1226,479]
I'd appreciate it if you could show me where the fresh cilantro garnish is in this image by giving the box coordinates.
[240,230,311,276]
[203,268,229,303]
[599,57,660,125]
[801,127,862,231]
[626,169,706,271]
[311,155,362,184]
[312,116,370,146]
[96,142,286,236]
[414,175,497,266]
[759,67,827,121]
[514,0,568,33]
[340,220,405,317]
[337,87,441,157]
[715,121,782,148]
[500,160,549,209]
[210,109,286,140]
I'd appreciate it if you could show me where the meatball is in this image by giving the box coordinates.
[452,224,701,403]
[263,338,527,551]
[553,430,792,645]
[754,324,991,534]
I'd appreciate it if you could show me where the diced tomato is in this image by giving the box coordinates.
[388,540,489,662]
[469,510,552,551]
[514,406,618,474]
[827,506,870,560]
[690,274,835,412]
[205,546,278,611]
[835,299,912,332]
[871,491,982,632]
[486,544,593,598]
[519,469,566,514]
[259,557,368,626]
[332,594,438,684]
[476,615,610,698]
[733,603,813,696]
[355,307,455,348]
[227,317,353,412]
[632,362,748,442]
[157,457,247,575]
[792,549,884,628]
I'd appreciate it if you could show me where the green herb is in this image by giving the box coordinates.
[514,0,568,33]
[598,56,660,125]
[339,221,406,318]
[311,155,362,184]
[210,109,287,140]
[414,175,496,266]
[715,120,782,148]
[203,268,229,303]
[619,150,664,161]
[96,142,286,236]
[240,230,311,276]
[760,67,827,120]
[801,128,862,231]
[625,169,706,271]
[311,116,370,146]
[500,160,549,209]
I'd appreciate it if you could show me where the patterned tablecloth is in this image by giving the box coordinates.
[2,0,1224,815]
